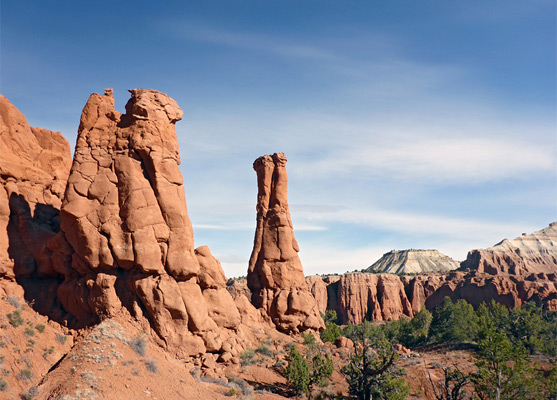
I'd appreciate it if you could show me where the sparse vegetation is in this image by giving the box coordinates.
[6,296,21,309]
[24,327,35,337]
[55,333,67,345]
[255,344,273,357]
[23,386,38,399]
[240,348,256,366]
[35,324,45,333]
[20,385,37,400]
[144,359,158,373]
[7,310,24,327]
[130,335,146,356]
[17,368,33,381]
[43,346,55,359]
[0,378,6,391]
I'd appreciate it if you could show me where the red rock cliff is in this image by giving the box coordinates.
[51,89,258,357]
[0,94,72,278]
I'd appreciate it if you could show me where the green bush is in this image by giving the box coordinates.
[35,324,45,333]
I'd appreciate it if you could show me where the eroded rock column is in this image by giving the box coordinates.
[248,153,324,332]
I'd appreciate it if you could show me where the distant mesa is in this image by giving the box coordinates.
[367,249,460,274]
[461,222,557,276]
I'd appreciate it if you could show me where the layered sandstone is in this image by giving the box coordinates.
[308,271,556,325]
[51,89,259,357]
[461,223,557,276]
[368,249,459,274]
[247,153,324,332]
[0,95,72,278]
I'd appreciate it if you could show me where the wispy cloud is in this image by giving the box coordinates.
[193,223,326,231]
[298,206,527,243]
[162,22,340,62]
[295,136,554,183]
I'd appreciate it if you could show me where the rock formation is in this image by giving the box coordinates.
[368,249,460,274]
[305,271,557,324]
[0,95,72,278]
[461,223,557,276]
[50,89,258,357]
[247,153,324,332]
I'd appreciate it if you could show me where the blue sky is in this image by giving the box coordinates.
[1,1,556,277]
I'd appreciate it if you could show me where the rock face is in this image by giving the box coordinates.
[308,271,557,325]
[368,249,460,274]
[51,89,254,357]
[461,223,557,276]
[247,153,324,332]
[0,94,72,278]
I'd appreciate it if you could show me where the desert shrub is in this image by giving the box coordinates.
[130,336,146,356]
[20,385,37,400]
[225,387,237,396]
[7,310,24,327]
[255,344,273,357]
[35,324,45,333]
[303,332,316,346]
[55,333,67,345]
[17,368,32,381]
[144,359,158,373]
[200,375,227,386]
[6,296,21,309]
[240,348,256,366]
[24,327,34,337]
[0,378,6,391]
[43,346,54,359]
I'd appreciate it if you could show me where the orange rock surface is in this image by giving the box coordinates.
[48,89,264,358]
[0,95,72,278]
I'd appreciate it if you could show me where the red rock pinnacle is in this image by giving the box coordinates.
[248,153,324,332]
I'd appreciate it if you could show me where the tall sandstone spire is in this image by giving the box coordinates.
[248,153,324,332]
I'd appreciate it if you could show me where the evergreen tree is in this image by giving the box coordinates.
[472,315,540,400]
[342,322,409,400]
[430,297,479,343]
[285,344,334,397]
[427,364,470,400]
[321,310,342,343]
[286,345,310,395]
